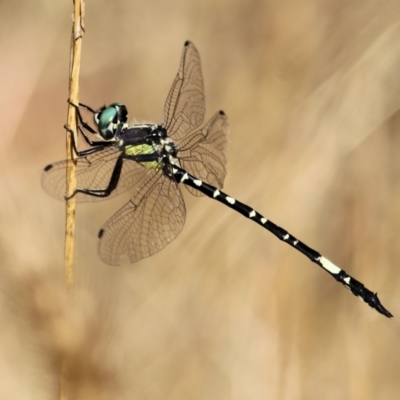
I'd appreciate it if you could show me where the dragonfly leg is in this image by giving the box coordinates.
[64,124,113,157]
[65,153,124,200]
[78,101,97,114]
[68,100,98,134]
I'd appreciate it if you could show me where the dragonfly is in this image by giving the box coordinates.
[42,41,392,318]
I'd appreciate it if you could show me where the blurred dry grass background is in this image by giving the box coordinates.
[0,0,400,399]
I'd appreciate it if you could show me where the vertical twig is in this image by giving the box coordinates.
[60,1,85,399]
[64,0,85,287]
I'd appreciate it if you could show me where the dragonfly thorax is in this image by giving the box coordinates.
[120,123,179,171]
[149,125,179,166]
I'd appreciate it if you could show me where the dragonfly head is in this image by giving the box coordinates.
[94,103,128,140]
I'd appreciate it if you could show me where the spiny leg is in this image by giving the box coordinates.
[68,101,112,147]
[66,154,124,200]
[64,124,113,157]
[68,100,97,132]
[171,166,392,318]
[66,148,160,201]
[77,102,97,115]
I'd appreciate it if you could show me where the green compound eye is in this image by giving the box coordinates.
[94,103,128,140]
[99,107,117,127]
[96,107,117,139]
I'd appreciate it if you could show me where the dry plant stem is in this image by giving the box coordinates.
[64,0,84,288]
[60,1,84,400]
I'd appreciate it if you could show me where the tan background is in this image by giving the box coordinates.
[0,0,399,399]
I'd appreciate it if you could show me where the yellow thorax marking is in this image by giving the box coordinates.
[125,143,160,170]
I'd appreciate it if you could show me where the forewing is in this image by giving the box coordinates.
[98,173,186,265]
[177,111,229,196]
[41,147,149,202]
[162,41,205,141]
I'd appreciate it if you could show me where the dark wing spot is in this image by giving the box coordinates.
[44,164,53,171]
[98,229,105,239]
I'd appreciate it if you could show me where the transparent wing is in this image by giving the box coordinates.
[41,147,149,202]
[177,111,229,196]
[98,172,186,265]
[162,41,205,141]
